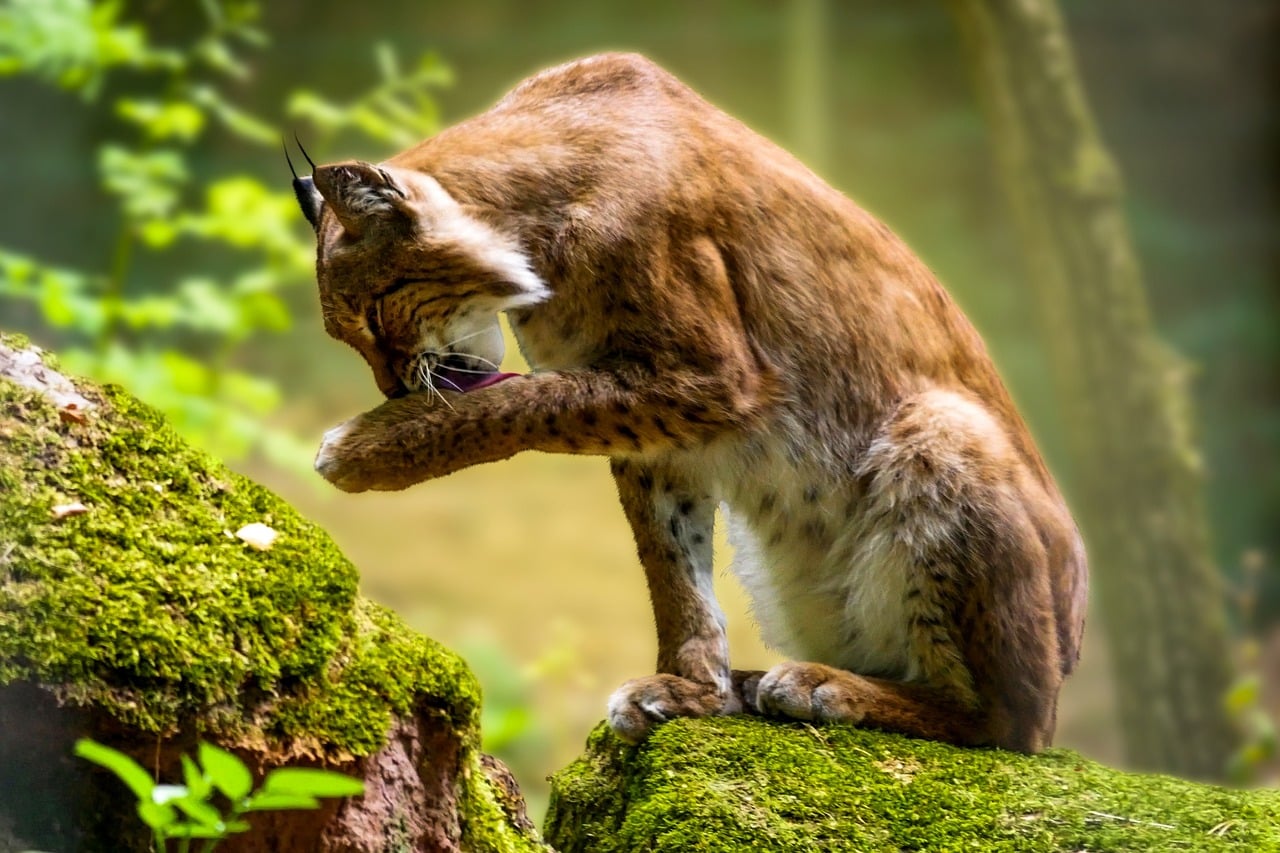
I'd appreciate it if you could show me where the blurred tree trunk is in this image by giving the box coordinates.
[785,0,828,173]
[944,0,1240,779]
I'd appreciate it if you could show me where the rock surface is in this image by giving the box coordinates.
[0,336,546,852]
[545,718,1280,852]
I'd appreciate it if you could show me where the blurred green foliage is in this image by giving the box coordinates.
[1226,552,1278,783]
[0,0,451,469]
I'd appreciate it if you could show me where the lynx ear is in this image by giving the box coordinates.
[313,161,409,237]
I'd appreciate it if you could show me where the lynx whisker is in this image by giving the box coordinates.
[447,351,502,371]
[434,364,498,375]
[414,358,454,411]
[441,327,495,349]
[434,386,454,411]
[432,371,466,394]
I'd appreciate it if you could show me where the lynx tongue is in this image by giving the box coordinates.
[433,365,519,393]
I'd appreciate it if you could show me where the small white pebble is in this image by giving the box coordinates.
[51,502,89,520]
[234,522,278,551]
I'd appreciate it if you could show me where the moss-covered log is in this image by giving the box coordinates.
[0,336,545,852]
[545,718,1280,852]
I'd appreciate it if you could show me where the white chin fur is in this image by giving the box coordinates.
[463,322,507,366]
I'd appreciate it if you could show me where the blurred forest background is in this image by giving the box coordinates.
[1,0,1276,818]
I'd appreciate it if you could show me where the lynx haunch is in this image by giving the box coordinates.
[298,53,1087,753]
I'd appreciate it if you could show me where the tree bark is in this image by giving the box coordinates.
[944,0,1240,779]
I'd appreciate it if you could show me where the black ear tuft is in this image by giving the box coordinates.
[293,175,323,231]
[284,137,324,232]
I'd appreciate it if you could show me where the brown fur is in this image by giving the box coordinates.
[303,53,1087,753]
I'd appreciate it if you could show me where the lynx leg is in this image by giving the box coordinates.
[607,458,736,743]
[757,389,1077,753]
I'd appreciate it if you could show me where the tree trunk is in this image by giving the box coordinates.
[785,0,829,174]
[943,0,1240,779]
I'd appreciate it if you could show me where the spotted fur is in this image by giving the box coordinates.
[305,53,1087,753]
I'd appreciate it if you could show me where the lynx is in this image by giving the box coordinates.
[297,53,1087,752]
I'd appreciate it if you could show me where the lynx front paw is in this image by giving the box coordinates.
[314,419,375,493]
[755,662,868,724]
[607,674,730,743]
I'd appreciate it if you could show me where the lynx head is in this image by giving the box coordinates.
[293,159,547,398]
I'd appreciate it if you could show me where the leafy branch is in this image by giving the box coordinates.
[0,0,451,471]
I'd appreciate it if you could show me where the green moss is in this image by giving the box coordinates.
[459,750,548,852]
[271,597,482,755]
[0,343,473,756]
[546,718,1280,852]
[1,339,548,850]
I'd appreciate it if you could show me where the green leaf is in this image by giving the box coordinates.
[115,98,205,142]
[180,754,212,801]
[198,742,252,802]
[242,791,321,812]
[74,738,154,801]
[136,799,177,831]
[189,84,275,144]
[285,90,346,131]
[222,371,281,415]
[174,277,238,333]
[98,145,187,220]
[194,36,247,79]
[173,795,224,828]
[374,41,399,82]
[119,294,181,330]
[235,290,291,334]
[261,768,365,799]
[1225,676,1260,715]
[164,822,224,839]
[36,268,104,334]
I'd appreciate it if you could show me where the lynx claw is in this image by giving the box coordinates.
[755,662,867,724]
[606,674,728,743]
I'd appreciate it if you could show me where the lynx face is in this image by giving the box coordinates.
[294,161,548,398]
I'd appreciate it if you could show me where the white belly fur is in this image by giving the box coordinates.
[698,435,920,682]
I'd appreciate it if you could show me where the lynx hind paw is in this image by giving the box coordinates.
[755,662,868,724]
[607,674,730,743]
[731,669,766,713]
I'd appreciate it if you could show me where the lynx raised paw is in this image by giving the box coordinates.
[755,662,868,724]
[607,674,731,743]
[314,418,377,493]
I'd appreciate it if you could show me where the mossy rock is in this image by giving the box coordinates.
[0,336,545,852]
[545,718,1280,852]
